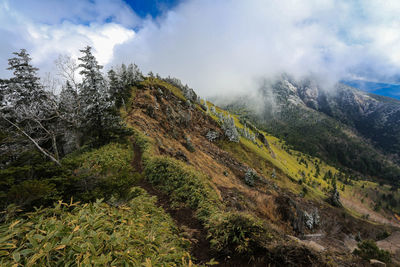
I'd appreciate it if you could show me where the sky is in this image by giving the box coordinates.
[1,0,400,97]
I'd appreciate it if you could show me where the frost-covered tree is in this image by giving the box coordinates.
[58,81,80,153]
[107,69,124,108]
[78,46,127,145]
[128,63,144,84]
[221,114,240,142]
[0,49,61,165]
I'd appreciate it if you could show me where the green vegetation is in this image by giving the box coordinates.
[129,123,272,257]
[0,142,139,210]
[145,156,221,218]
[206,212,268,255]
[353,239,391,263]
[0,188,192,266]
[63,142,140,201]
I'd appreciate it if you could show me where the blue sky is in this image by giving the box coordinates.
[1,0,400,97]
[124,0,180,18]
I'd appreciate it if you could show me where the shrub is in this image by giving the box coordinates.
[0,152,69,209]
[0,188,192,266]
[7,180,58,208]
[353,239,391,263]
[144,156,221,220]
[244,168,258,187]
[63,143,139,201]
[207,212,268,256]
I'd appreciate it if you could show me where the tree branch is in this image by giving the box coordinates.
[1,116,61,166]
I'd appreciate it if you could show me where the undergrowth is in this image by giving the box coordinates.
[0,188,193,266]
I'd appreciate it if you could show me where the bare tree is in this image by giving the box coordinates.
[54,54,79,92]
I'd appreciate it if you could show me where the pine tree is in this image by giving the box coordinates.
[107,69,124,108]
[59,81,80,153]
[78,46,127,145]
[131,64,144,83]
[1,49,61,165]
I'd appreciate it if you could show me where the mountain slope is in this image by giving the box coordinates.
[2,76,400,266]
[123,78,400,265]
[223,76,400,187]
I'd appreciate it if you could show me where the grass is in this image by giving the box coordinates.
[141,78,186,101]
[0,188,193,266]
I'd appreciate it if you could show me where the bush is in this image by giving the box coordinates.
[0,188,192,266]
[244,168,258,187]
[0,153,69,209]
[207,212,268,256]
[144,156,221,220]
[7,180,58,208]
[353,239,391,263]
[63,143,139,201]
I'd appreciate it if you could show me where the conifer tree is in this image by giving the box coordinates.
[1,49,61,164]
[107,69,124,108]
[78,46,127,145]
[59,81,80,152]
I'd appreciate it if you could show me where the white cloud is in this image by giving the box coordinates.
[110,0,400,95]
[2,0,400,96]
[0,0,135,77]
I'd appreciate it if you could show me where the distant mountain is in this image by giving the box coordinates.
[342,80,400,100]
[223,75,400,185]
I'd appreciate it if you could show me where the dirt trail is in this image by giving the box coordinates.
[130,140,214,264]
[131,140,143,173]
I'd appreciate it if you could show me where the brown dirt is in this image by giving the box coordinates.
[131,139,143,173]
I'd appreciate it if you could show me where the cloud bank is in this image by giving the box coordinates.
[0,0,136,76]
[111,0,400,95]
[2,0,400,96]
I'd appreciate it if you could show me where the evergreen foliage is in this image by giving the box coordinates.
[78,46,129,145]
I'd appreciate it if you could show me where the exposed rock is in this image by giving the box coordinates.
[287,236,325,252]
[370,259,386,266]
[304,240,325,252]
[276,196,321,234]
